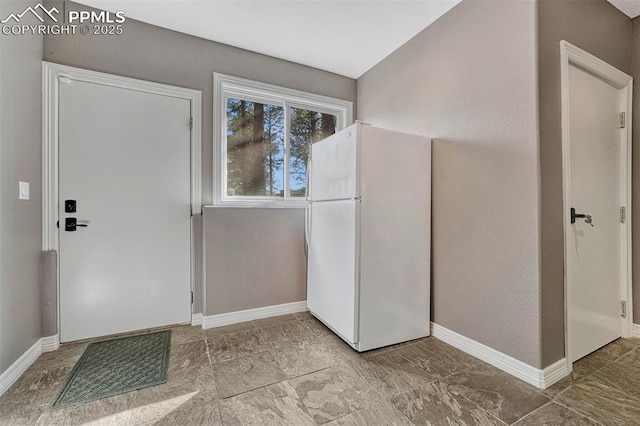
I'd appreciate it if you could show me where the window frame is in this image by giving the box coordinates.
[213,73,353,207]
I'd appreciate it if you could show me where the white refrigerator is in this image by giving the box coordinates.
[306,122,431,352]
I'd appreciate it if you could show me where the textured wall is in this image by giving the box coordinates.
[192,214,204,316]
[358,0,541,366]
[203,207,306,315]
[41,251,57,337]
[537,0,632,366]
[0,1,43,374]
[632,16,640,324]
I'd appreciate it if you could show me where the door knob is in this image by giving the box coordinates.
[65,217,88,232]
[570,208,594,227]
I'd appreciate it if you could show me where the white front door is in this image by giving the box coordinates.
[567,64,625,362]
[59,78,192,342]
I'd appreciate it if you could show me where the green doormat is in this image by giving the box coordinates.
[54,330,171,407]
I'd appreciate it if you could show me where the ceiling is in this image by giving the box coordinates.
[74,0,462,79]
[608,0,640,18]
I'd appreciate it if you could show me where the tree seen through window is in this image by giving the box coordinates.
[226,97,336,198]
[289,107,336,196]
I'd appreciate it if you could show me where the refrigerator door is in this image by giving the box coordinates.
[357,126,431,350]
[310,124,359,202]
[307,199,359,344]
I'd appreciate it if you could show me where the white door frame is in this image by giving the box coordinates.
[42,62,202,337]
[560,41,633,369]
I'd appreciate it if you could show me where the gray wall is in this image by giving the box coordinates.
[537,0,632,366]
[633,16,640,324]
[358,0,541,366]
[41,251,57,337]
[0,1,43,374]
[43,0,355,317]
[203,207,306,315]
[192,215,204,316]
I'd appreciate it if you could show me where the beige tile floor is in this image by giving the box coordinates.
[1,312,639,425]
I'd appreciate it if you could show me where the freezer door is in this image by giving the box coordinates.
[307,199,358,344]
[310,124,359,201]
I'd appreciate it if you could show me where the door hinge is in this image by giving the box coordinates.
[621,300,627,318]
[619,112,626,129]
[620,206,626,223]
[191,291,194,305]
[189,117,193,130]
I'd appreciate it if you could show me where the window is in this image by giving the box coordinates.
[214,73,353,207]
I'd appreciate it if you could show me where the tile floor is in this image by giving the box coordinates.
[1,312,639,425]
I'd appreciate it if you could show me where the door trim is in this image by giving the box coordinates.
[560,41,633,368]
[42,62,202,334]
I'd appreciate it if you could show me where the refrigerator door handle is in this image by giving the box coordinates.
[306,154,313,203]
[305,156,313,252]
[305,201,310,254]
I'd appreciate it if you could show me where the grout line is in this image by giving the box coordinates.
[551,399,607,426]
[587,378,640,403]
[437,362,483,383]
[210,347,275,366]
[549,383,574,400]
[509,401,555,426]
[324,411,353,424]
[611,345,640,364]
[392,347,482,387]
[216,377,284,401]
[203,338,214,368]
[437,379,509,426]
[208,329,330,366]
[553,377,640,425]
[385,397,417,426]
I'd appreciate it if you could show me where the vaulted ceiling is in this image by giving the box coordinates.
[607,0,640,18]
[75,0,462,79]
[75,0,639,78]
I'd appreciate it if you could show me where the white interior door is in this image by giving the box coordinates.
[567,64,624,362]
[59,79,192,342]
[307,199,358,344]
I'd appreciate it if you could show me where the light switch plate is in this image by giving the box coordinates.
[19,181,29,200]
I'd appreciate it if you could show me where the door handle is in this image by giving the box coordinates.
[305,156,313,253]
[304,201,311,257]
[65,217,89,232]
[570,208,593,226]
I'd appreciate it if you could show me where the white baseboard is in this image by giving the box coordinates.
[541,358,570,388]
[431,322,568,389]
[202,301,308,329]
[41,334,60,353]
[632,323,640,338]
[191,313,203,326]
[0,339,42,396]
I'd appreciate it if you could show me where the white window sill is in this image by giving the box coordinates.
[209,200,306,209]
